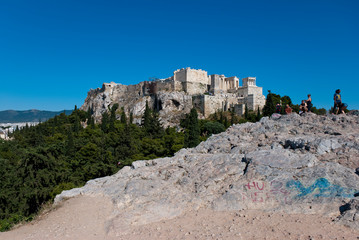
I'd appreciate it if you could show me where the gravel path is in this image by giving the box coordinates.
[1,195,358,240]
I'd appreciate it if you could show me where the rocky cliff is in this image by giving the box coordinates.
[55,112,359,233]
[80,82,193,127]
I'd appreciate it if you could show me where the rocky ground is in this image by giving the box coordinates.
[2,112,359,239]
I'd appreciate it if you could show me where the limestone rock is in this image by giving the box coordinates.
[55,113,359,231]
[80,82,193,128]
[336,199,359,229]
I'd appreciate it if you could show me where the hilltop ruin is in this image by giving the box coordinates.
[81,68,266,126]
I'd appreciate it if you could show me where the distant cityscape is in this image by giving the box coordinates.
[0,122,39,140]
[0,109,72,140]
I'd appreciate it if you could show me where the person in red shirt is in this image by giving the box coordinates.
[285,104,292,114]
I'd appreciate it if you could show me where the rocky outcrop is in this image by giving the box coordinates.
[55,112,359,232]
[80,82,193,127]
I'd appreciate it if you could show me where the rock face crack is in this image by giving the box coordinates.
[242,155,251,175]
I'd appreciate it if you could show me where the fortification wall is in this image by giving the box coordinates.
[239,86,262,98]
[233,103,245,116]
[197,94,239,117]
[185,82,208,95]
[174,68,187,83]
[209,75,225,94]
[174,68,210,94]
[254,94,266,111]
[155,80,173,92]
[238,92,266,112]
[187,68,209,85]
[173,81,184,92]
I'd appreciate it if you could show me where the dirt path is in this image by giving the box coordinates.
[0,196,113,240]
[1,195,359,240]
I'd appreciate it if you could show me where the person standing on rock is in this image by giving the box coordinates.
[334,89,343,114]
[306,94,312,112]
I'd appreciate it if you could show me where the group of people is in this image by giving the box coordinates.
[274,94,312,115]
[274,90,346,115]
[299,94,313,113]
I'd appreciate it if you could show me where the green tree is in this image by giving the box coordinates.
[86,107,93,125]
[256,107,261,121]
[230,108,236,125]
[17,148,59,216]
[90,117,95,129]
[224,116,229,128]
[66,128,75,156]
[311,107,327,115]
[163,127,184,156]
[184,108,200,148]
[109,104,119,132]
[150,110,163,138]
[73,115,81,133]
[244,104,249,120]
[129,112,133,124]
[101,111,109,133]
[263,91,280,116]
[201,121,226,136]
[141,101,163,138]
[120,107,127,124]
[142,101,152,131]
[213,111,218,122]
[219,110,224,124]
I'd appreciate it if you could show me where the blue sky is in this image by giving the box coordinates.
[0,0,358,111]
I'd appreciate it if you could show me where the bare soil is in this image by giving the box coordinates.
[1,195,358,240]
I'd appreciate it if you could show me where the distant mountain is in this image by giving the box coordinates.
[0,109,73,123]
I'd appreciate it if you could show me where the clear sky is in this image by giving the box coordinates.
[0,0,358,111]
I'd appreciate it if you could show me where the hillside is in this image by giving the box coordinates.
[0,110,72,123]
[2,112,359,239]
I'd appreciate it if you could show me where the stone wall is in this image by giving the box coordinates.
[174,68,210,95]
[185,82,208,95]
[193,93,239,118]
[233,103,245,116]
[154,79,173,93]
[209,74,225,94]
[187,68,209,84]
[173,80,184,92]
[174,68,187,83]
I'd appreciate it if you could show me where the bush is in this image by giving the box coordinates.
[201,121,226,136]
[50,182,77,199]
